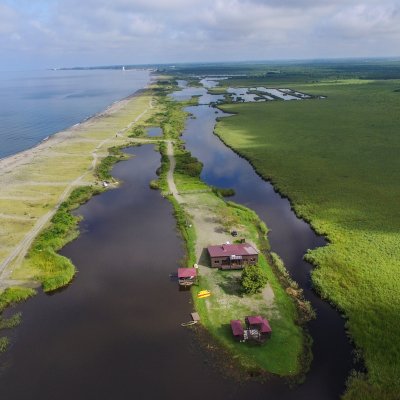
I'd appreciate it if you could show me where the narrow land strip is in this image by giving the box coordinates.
[164,139,305,375]
[0,92,155,289]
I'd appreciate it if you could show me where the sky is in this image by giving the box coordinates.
[1,0,400,69]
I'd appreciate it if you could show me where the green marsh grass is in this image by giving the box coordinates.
[215,79,400,398]
[0,287,36,353]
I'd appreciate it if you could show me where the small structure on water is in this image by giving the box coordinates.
[230,315,272,344]
[181,312,201,327]
[207,243,258,269]
[177,267,197,286]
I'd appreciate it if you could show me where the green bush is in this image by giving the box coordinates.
[129,125,145,137]
[241,264,268,294]
[175,151,203,177]
[0,337,9,353]
[211,186,235,197]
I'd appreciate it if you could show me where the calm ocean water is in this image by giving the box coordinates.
[0,69,150,159]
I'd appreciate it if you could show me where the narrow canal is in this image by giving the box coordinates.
[171,80,355,399]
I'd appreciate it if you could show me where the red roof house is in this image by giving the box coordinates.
[207,243,258,269]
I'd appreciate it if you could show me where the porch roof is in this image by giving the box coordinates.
[230,320,244,336]
[208,243,258,258]
[178,268,197,279]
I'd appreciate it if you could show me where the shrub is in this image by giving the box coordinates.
[175,151,203,177]
[241,264,268,294]
[0,337,9,353]
[212,186,235,197]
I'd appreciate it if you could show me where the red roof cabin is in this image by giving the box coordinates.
[230,320,245,341]
[207,243,258,269]
[177,268,197,286]
[245,315,272,341]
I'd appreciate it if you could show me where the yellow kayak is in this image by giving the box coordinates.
[197,290,211,299]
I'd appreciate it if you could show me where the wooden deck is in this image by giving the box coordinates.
[191,312,200,322]
[220,264,244,270]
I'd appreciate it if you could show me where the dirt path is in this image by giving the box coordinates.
[166,141,183,203]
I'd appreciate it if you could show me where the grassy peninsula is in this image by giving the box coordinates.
[213,75,400,399]
[151,79,314,377]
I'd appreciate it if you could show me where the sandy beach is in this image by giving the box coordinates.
[0,89,154,290]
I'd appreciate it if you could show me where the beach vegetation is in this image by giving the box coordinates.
[27,185,101,291]
[95,146,128,181]
[0,287,36,312]
[0,313,22,330]
[128,125,145,137]
[0,286,36,353]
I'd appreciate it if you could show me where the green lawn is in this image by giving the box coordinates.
[215,79,400,399]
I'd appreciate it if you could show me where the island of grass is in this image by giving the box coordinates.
[211,73,400,399]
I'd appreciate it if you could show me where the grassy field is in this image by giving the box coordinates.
[214,78,400,399]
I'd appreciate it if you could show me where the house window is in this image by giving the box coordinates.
[214,260,219,263]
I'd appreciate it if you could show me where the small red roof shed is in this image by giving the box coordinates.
[230,320,244,337]
[177,268,197,279]
[260,319,272,334]
[246,315,272,333]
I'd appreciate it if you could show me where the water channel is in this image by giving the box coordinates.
[0,83,354,399]
[171,80,355,399]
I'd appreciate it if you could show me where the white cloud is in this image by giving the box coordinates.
[0,0,399,69]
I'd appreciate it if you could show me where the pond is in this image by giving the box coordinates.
[146,126,163,137]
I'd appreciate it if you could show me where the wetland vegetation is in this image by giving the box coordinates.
[190,61,400,399]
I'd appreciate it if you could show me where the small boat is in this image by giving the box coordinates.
[181,320,198,327]
[197,290,211,299]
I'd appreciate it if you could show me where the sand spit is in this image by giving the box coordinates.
[0,90,154,289]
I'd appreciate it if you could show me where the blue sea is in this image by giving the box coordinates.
[0,69,150,159]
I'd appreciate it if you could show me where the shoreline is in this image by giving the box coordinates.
[0,85,155,289]
[0,88,149,174]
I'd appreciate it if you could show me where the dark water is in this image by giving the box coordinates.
[0,69,150,159]
[147,126,163,137]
